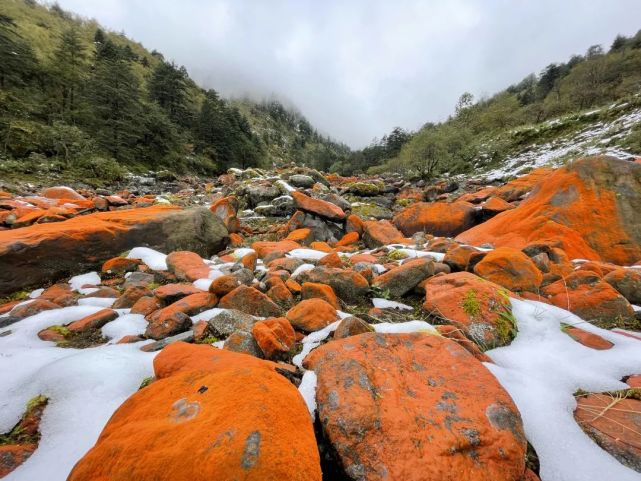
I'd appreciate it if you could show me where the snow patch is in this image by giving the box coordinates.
[127,247,168,271]
[485,298,641,481]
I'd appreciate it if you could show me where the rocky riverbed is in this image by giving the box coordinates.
[1,156,641,481]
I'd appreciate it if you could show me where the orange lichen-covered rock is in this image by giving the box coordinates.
[349,253,378,264]
[101,256,141,275]
[41,186,86,201]
[0,206,228,296]
[481,196,515,216]
[154,283,201,303]
[166,251,209,281]
[443,245,484,271]
[317,251,343,268]
[9,299,59,320]
[149,292,218,322]
[67,308,118,332]
[574,393,641,472]
[362,220,404,248]
[435,324,492,362]
[603,268,641,304]
[208,275,241,297]
[304,333,526,481]
[310,241,333,252]
[252,240,300,258]
[130,296,161,316]
[372,257,434,297]
[209,195,240,233]
[473,247,543,292]
[345,214,364,235]
[333,316,374,339]
[241,251,258,271]
[542,271,635,322]
[296,267,369,304]
[145,311,192,340]
[563,326,613,350]
[0,444,37,478]
[423,272,516,348]
[291,191,346,222]
[252,317,296,359]
[228,232,243,247]
[393,201,477,237]
[336,231,359,247]
[266,279,295,308]
[286,228,314,244]
[301,282,339,308]
[68,367,321,481]
[286,298,337,332]
[112,285,152,309]
[457,157,641,265]
[493,167,554,201]
[153,342,276,378]
[219,285,282,318]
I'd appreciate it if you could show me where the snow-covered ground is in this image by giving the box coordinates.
[480,103,641,180]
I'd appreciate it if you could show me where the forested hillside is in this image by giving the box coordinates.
[335,30,641,178]
[0,0,347,183]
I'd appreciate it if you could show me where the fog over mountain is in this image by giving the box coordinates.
[55,0,641,147]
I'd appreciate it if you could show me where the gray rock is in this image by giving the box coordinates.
[140,331,194,352]
[246,183,280,207]
[207,309,256,338]
[288,174,315,188]
[223,330,264,358]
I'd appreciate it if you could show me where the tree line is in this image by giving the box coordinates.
[0,1,267,181]
[338,29,641,178]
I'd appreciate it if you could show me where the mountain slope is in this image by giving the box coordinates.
[336,30,641,179]
[0,0,347,186]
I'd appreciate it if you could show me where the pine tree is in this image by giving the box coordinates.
[87,54,142,161]
[0,14,37,89]
[52,27,87,117]
[148,61,190,127]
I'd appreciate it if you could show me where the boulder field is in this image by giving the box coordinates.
[0,156,640,481]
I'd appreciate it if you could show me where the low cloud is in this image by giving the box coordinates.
[57,0,641,147]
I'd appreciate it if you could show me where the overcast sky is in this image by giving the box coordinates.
[56,0,641,147]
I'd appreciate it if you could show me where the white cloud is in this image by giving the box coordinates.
[55,0,641,147]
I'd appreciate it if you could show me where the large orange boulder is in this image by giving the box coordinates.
[153,342,276,378]
[69,354,321,481]
[0,206,228,296]
[286,298,337,332]
[166,251,209,281]
[456,157,641,265]
[473,247,543,292]
[542,271,635,323]
[423,272,516,348]
[393,201,477,237]
[362,220,404,247]
[304,333,526,481]
[291,191,346,222]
